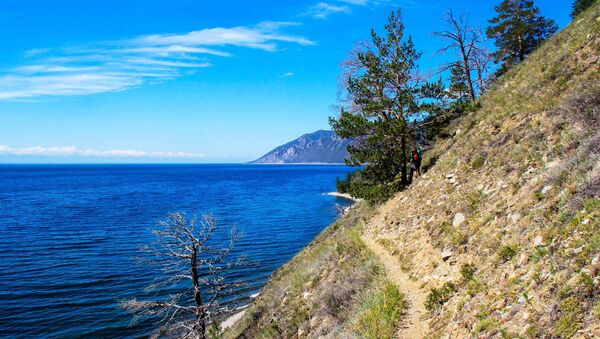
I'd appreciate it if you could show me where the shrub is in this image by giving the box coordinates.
[498,244,518,262]
[460,263,476,281]
[425,282,456,311]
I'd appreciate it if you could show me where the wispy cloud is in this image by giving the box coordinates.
[281,72,295,77]
[0,21,314,100]
[305,0,417,19]
[0,144,206,158]
[306,2,351,19]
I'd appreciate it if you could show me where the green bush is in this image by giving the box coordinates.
[498,244,518,262]
[425,282,456,311]
[460,263,476,281]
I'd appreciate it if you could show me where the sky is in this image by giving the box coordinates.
[0,0,571,163]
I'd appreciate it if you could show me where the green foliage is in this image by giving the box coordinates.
[554,296,583,337]
[473,317,500,334]
[460,263,476,281]
[531,246,549,263]
[471,155,486,170]
[330,9,443,186]
[336,171,356,193]
[355,283,406,339]
[486,0,558,71]
[498,244,518,262]
[425,282,457,311]
[571,0,597,18]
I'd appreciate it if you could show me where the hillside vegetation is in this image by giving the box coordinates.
[226,3,600,338]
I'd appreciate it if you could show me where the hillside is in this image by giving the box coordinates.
[226,4,600,338]
[251,130,352,164]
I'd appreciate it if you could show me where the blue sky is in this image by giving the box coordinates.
[0,0,570,163]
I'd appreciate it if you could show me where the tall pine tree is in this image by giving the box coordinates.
[571,0,596,18]
[330,9,442,187]
[486,0,557,72]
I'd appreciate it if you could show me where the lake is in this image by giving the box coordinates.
[0,164,354,338]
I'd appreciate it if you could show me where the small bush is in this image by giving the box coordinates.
[498,244,518,262]
[355,282,406,339]
[460,263,476,281]
[425,282,456,311]
[471,155,486,170]
[532,246,549,263]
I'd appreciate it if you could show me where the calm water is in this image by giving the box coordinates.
[0,164,354,338]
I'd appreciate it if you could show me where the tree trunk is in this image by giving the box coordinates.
[191,249,206,339]
[461,53,476,102]
[400,133,407,186]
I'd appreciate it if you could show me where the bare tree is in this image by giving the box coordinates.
[434,10,485,102]
[471,47,494,95]
[120,212,249,339]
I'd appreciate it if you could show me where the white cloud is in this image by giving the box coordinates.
[307,2,351,19]
[0,22,314,100]
[281,72,295,77]
[0,144,205,158]
[306,0,416,19]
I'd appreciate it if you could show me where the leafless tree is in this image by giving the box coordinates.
[471,47,494,95]
[434,10,485,102]
[120,212,249,339]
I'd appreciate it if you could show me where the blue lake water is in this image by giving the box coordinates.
[0,164,354,338]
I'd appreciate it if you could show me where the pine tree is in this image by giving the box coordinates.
[448,65,470,102]
[330,9,442,187]
[571,0,596,18]
[486,0,557,71]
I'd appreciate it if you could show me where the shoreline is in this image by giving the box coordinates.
[325,191,361,202]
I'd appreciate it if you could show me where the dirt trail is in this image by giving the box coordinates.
[362,235,429,339]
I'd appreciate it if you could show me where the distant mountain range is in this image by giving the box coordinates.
[251,130,352,164]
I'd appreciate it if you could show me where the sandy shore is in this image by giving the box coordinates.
[220,308,247,331]
[325,191,361,201]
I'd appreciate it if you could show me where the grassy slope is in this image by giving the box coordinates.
[366,3,600,337]
[223,203,406,338]
[227,4,600,338]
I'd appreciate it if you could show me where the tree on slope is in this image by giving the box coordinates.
[571,0,597,18]
[486,0,557,73]
[434,10,485,102]
[121,213,249,339]
[330,9,442,187]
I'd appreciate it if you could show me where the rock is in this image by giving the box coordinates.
[441,248,453,261]
[453,213,466,227]
[573,245,585,254]
[518,295,527,304]
[302,291,310,300]
[534,235,545,247]
[582,218,590,225]
[541,185,552,194]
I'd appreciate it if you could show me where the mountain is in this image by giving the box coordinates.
[251,130,352,164]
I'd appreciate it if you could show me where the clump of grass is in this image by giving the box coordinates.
[473,317,500,335]
[531,246,549,263]
[554,296,583,337]
[498,244,518,262]
[355,282,406,339]
[460,263,476,281]
[425,282,456,311]
[471,154,486,170]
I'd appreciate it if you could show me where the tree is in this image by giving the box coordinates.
[486,0,558,71]
[330,9,443,187]
[571,0,596,18]
[434,10,485,102]
[120,213,249,339]
[447,65,470,102]
[470,47,494,95]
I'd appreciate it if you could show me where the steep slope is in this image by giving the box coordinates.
[251,130,352,164]
[226,5,600,338]
[363,4,600,337]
